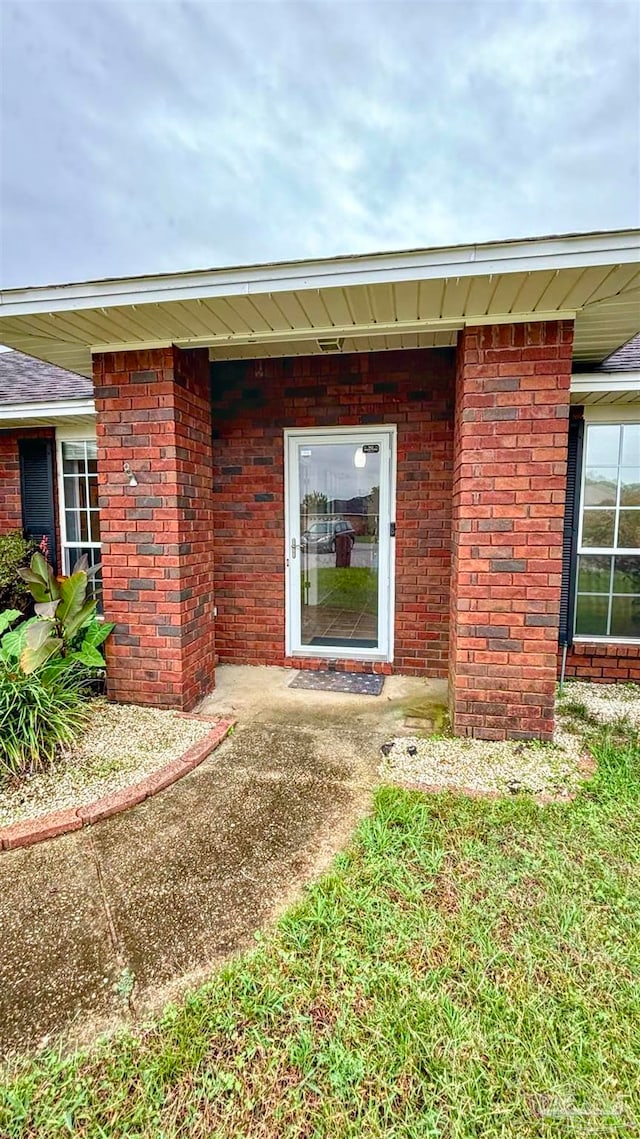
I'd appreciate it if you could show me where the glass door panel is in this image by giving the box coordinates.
[287,432,393,658]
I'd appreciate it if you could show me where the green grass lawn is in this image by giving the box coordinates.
[308,566,378,613]
[2,725,640,1137]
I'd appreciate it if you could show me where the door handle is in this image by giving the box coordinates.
[291,537,297,559]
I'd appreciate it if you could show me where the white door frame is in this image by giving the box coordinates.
[284,425,396,662]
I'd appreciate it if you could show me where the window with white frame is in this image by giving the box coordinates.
[575,422,640,639]
[58,436,102,600]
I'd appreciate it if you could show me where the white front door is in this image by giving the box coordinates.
[285,427,396,661]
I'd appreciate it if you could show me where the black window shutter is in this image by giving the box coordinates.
[19,438,57,570]
[559,410,584,647]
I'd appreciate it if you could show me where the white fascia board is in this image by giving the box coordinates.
[571,370,640,394]
[0,398,95,422]
[1,230,638,317]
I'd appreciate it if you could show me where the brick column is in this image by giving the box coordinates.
[93,345,215,710]
[449,322,573,740]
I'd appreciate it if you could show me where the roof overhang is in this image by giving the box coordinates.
[0,229,638,378]
[0,397,96,428]
[571,370,640,405]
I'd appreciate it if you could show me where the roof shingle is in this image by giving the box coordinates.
[0,350,92,406]
[597,332,640,372]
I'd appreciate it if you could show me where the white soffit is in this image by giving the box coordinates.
[0,230,638,378]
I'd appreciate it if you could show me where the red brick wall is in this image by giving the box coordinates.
[0,427,59,560]
[0,433,22,531]
[93,346,215,710]
[449,322,573,741]
[211,349,455,675]
[561,643,640,683]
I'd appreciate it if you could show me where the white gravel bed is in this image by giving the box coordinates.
[0,700,216,827]
[381,681,640,798]
[558,680,640,729]
[380,735,585,798]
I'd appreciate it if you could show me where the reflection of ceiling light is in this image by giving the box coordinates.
[354,447,366,469]
[317,337,344,353]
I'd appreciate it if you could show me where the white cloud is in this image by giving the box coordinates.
[0,0,638,287]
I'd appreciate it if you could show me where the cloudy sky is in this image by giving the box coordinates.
[0,0,638,288]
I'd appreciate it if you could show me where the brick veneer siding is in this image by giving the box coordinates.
[449,322,573,741]
[0,433,22,531]
[0,427,59,557]
[211,348,455,675]
[561,643,640,683]
[93,346,215,710]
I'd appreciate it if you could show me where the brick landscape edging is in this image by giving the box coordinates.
[0,716,236,852]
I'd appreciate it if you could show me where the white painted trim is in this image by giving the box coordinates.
[575,419,640,642]
[55,432,68,569]
[87,309,583,356]
[55,422,98,441]
[1,230,638,316]
[388,434,397,665]
[0,398,95,421]
[90,322,463,354]
[284,425,396,663]
[573,636,640,646]
[571,371,640,395]
[55,430,100,577]
[581,406,640,423]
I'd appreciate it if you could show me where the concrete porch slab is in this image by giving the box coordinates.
[199,664,448,737]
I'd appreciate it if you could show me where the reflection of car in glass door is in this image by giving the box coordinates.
[300,519,355,554]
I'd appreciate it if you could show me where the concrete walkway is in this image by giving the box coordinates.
[0,666,445,1057]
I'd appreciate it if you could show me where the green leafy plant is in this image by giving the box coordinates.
[0,556,113,777]
[0,531,37,613]
[15,552,113,675]
[0,664,89,777]
[0,609,22,638]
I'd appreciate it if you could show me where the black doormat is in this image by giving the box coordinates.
[288,670,385,696]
